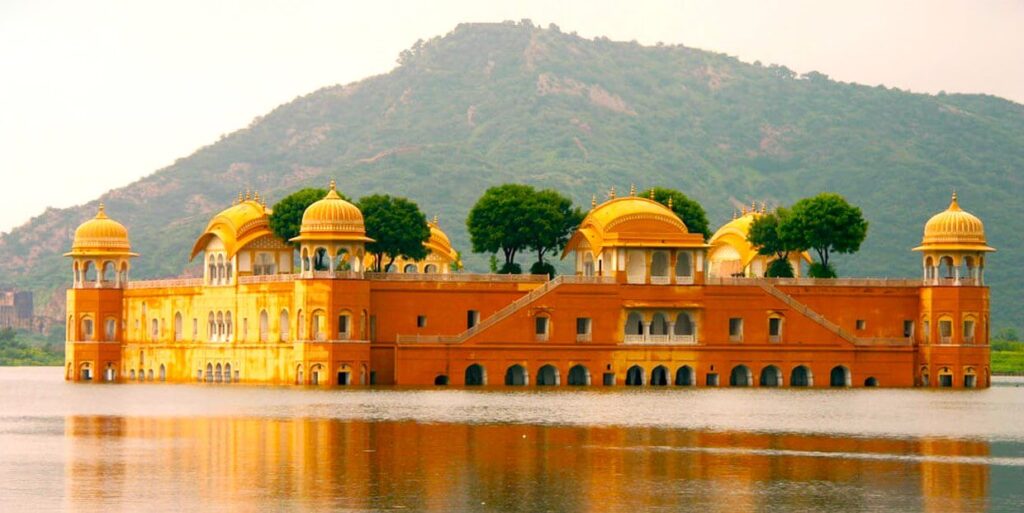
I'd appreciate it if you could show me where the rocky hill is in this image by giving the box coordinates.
[2,21,1023,330]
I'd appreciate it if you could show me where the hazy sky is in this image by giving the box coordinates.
[1,0,1021,233]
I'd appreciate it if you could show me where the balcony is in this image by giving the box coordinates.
[650,276,670,285]
[622,334,697,345]
[675,275,694,285]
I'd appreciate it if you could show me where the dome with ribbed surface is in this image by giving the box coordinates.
[914,193,994,252]
[563,192,705,258]
[290,180,373,243]
[65,204,137,257]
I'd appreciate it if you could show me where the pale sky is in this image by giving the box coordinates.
[1,0,1021,233]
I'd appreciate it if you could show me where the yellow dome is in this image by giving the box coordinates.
[426,217,459,262]
[708,210,811,268]
[190,197,274,260]
[563,193,705,258]
[290,180,373,243]
[914,193,994,252]
[65,204,137,257]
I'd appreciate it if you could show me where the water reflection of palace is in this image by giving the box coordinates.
[65,185,991,388]
[63,416,990,512]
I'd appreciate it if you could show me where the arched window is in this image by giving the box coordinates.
[301,248,310,272]
[626,250,646,284]
[150,318,159,341]
[924,256,935,281]
[675,252,692,278]
[311,310,325,341]
[225,312,232,341]
[173,312,183,342]
[279,310,290,342]
[791,365,813,387]
[625,365,644,386]
[205,363,214,383]
[536,364,559,386]
[208,312,215,340]
[582,252,595,276]
[159,364,166,381]
[224,363,232,383]
[101,261,115,284]
[259,310,269,342]
[830,366,851,387]
[729,365,752,386]
[334,248,350,271]
[963,367,977,388]
[216,312,225,341]
[313,247,330,271]
[650,251,669,281]
[104,317,117,341]
[81,317,95,341]
[938,367,954,387]
[650,313,669,336]
[434,375,449,385]
[675,366,694,386]
[424,264,438,274]
[119,262,128,284]
[83,261,96,283]
[504,364,528,386]
[403,263,417,273]
[650,365,669,386]
[760,366,782,386]
[674,312,694,339]
[465,364,486,385]
[939,256,955,280]
[625,311,644,339]
[337,312,351,340]
[567,365,590,386]
[215,363,223,383]
[864,377,879,387]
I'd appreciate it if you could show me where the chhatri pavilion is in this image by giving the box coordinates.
[64,185,992,388]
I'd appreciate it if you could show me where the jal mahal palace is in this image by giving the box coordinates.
[64,183,993,389]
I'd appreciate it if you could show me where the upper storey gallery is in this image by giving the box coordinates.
[65,184,992,290]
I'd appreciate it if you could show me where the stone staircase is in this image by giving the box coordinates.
[754,281,860,345]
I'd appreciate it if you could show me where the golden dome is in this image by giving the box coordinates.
[65,204,137,257]
[426,217,459,263]
[708,210,811,267]
[290,180,373,243]
[914,193,994,252]
[190,198,274,260]
[563,195,705,258]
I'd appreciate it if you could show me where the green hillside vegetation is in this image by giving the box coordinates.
[0,327,64,366]
[0,21,1022,333]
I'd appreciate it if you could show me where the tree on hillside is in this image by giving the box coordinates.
[269,188,337,244]
[644,188,711,241]
[525,189,584,278]
[747,207,802,277]
[358,194,431,272]
[467,184,536,274]
[787,193,869,278]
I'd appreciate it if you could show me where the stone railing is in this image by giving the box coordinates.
[238,274,299,284]
[706,277,921,287]
[622,334,696,345]
[855,338,914,347]
[127,278,204,289]
[367,272,548,283]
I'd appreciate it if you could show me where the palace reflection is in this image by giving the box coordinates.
[63,416,990,512]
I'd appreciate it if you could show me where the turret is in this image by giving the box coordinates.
[291,179,373,276]
[64,203,135,382]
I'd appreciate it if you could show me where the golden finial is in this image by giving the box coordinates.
[253,190,260,203]
[245,188,251,201]
[608,187,616,199]
[649,188,655,200]
[760,202,767,214]
[750,200,757,212]
[949,190,961,211]
[630,183,636,196]
[732,209,738,220]
[667,197,673,209]
[329,179,337,191]
[591,195,597,209]
[432,214,439,225]
[237,191,243,204]
[96,202,107,218]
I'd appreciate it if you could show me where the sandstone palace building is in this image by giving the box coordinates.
[64,184,993,388]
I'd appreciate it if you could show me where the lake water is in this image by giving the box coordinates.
[1,368,1022,512]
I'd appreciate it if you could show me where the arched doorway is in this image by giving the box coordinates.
[224,363,232,384]
[567,365,590,386]
[215,364,223,383]
[536,365,559,386]
[465,364,486,386]
[309,364,323,385]
[864,377,879,387]
[295,364,303,385]
[625,312,644,338]
[938,367,954,387]
[650,251,669,282]
[730,365,752,387]
[79,362,92,381]
[336,366,350,386]
[650,365,669,386]
[626,365,644,386]
[675,366,694,386]
[104,364,116,382]
[626,250,646,284]
[159,364,166,382]
[791,365,812,387]
[205,363,214,383]
[759,366,782,387]
[830,366,851,387]
[505,364,528,386]
[434,375,449,385]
